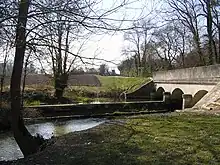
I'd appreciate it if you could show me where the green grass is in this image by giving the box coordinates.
[125,113,220,164]
[14,113,220,165]
[65,76,150,102]
[24,100,41,106]
[3,75,150,104]
[97,75,150,93]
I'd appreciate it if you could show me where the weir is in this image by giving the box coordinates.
[26,65,220,115]
[25,100,170,118]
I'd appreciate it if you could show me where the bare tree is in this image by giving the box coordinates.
[24,0,140,99]
[6,0,147,157]
[165,0,205,65]
[172,21,192,67]
[152,24,185,69]
[21,48,33,106]
[123,21,154,76]
[199,0,216,64]
[10,0,42,156]
[212,0,220,63]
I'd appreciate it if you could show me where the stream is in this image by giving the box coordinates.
[0,118,105,161]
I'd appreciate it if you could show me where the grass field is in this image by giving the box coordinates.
[65,76,150,102]
[3,75,150,105]
[97,76,150,93]
[13,113,220,165]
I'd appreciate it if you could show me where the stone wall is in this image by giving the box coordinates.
[153,64,220,81]
[195,82,220,110]
[125,80,156,101]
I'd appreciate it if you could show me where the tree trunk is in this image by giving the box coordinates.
[134,55,139,76]
[10,0,41,157]
[195,36,205,65]
[21,53,31,107]
[54,73,68,99]
[218,25,220,63]
[206,0,214,65]
[213,39,218,63]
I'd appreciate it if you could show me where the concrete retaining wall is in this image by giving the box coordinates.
[26,101,168,117]
[153,64,220,81]
[125,80,156,101]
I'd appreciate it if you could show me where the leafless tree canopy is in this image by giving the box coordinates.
[119,0,220,76]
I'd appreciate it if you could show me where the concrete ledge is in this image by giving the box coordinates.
[154,80,217,85]
[23,110,170,121]
[25,101,168,117]
[125,80,156,101]
[153,64,220,81]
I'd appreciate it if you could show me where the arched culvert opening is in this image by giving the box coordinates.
[171,88,184,110]
[155,87,165,101]
[191,90,208,106]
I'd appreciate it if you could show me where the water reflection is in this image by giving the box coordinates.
[0,118,104,161]
[28,122,55,139]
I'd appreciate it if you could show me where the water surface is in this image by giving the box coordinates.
[0,118,104,161]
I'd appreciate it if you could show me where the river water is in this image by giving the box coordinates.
[0,118,105,161]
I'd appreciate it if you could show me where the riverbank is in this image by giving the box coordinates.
[5,112,220,165]
[0,76,149,131]
[65,76,150,102]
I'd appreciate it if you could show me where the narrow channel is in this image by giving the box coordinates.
[0,118,105,161]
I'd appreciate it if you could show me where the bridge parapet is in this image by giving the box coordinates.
[125,65,220,110]
[153,64,220,83]
[154,79,219,85]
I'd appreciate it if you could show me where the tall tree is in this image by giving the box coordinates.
[118,56,137,76]
[199,0,216,64]
[25,0,136,99]
[6,0,145,157]
[152,25,180,69]
[99,64,109,76]
[212,0,220,63]
[123,21,154,76]
[10,0,42,156]
[166,0,205,65]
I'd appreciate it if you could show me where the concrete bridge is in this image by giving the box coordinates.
[126,64,220,110]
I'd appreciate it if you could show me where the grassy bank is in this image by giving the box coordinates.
[0,76,150,130]
[1,76,150,106]
[11,113,220,165]
[65,76,150,103]
[18,75,150,104]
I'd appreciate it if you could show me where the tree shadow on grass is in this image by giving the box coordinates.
[13,123,143,165]
[12,117,220,165]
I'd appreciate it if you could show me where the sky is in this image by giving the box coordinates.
[79,0,161,73]
[0,0,162,74]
